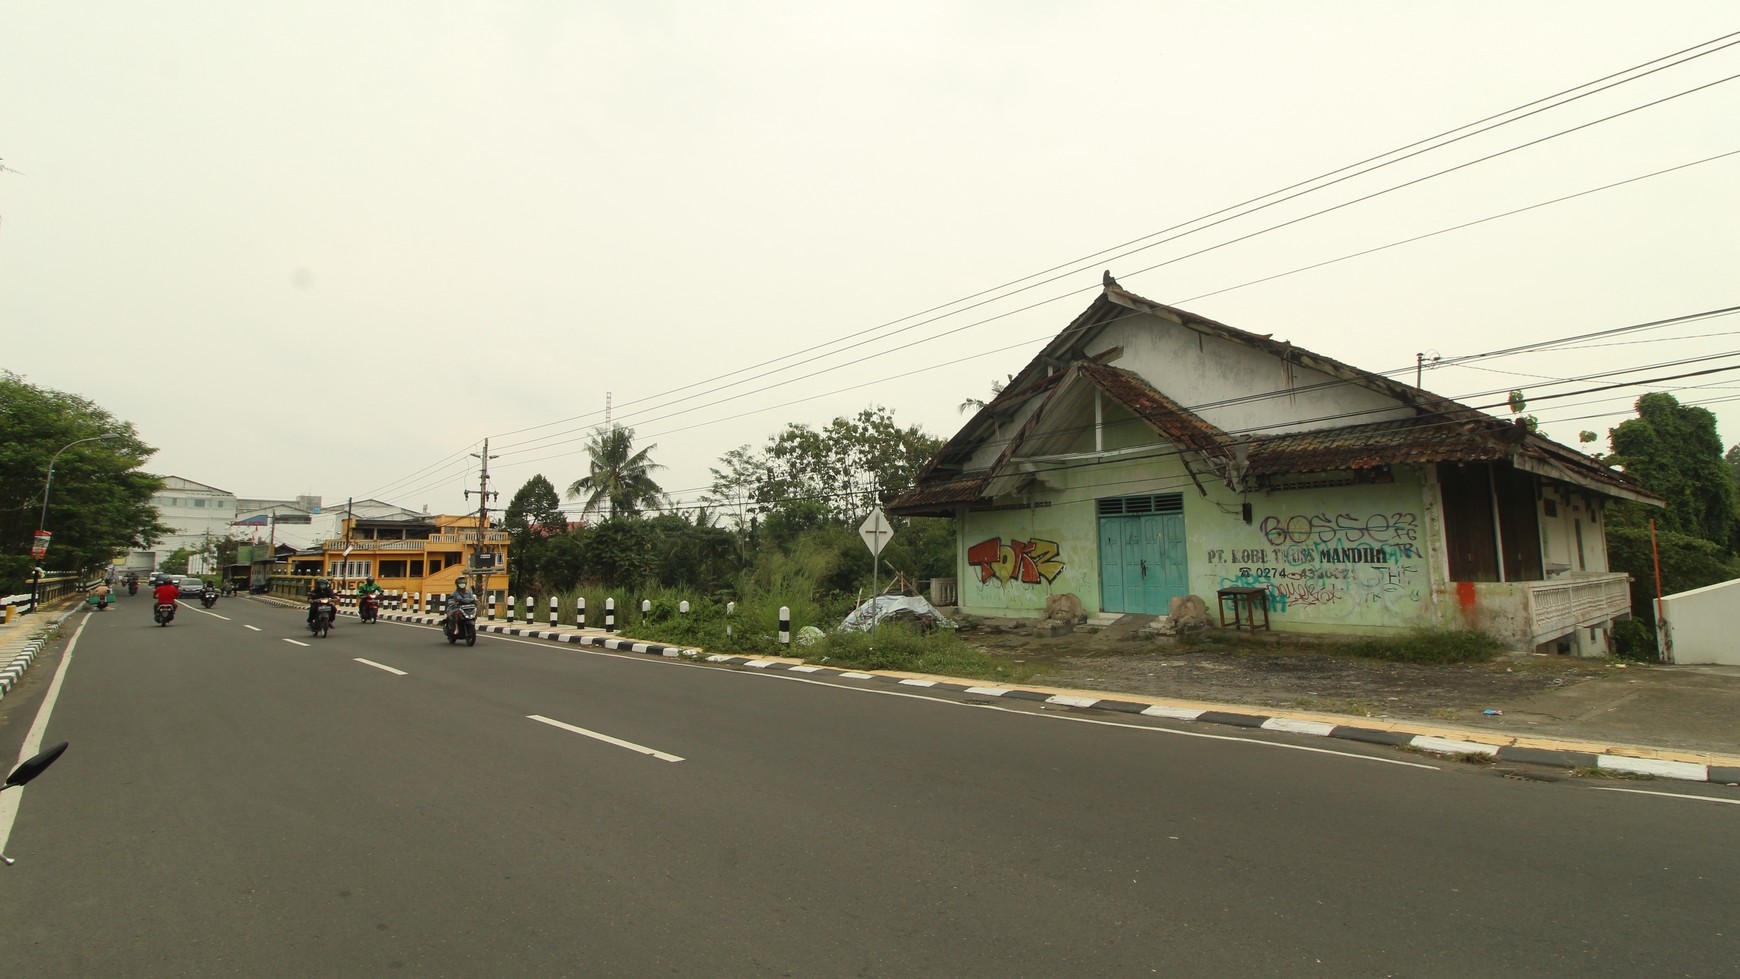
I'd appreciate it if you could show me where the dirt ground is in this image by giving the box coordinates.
[955,614,1615,726]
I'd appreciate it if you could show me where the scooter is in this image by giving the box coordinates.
[1,741,68,866]
[443,600,478,646]
[153,601,177,626]
[308,597,336,638]
[359,592,380,624]
[200,587,219,610]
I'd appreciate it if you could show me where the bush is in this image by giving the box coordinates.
[1339,627,1505,664]
[1611,617,1658,660]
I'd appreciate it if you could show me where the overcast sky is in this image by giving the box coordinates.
[4,3,1737,520]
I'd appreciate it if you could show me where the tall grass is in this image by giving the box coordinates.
[1338,627,1505,664]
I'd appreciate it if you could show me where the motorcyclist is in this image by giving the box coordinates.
[152,579,180,608]
[307,576,337,628]
[91,581,112,610]
[447,576,477,624]
[356,576,384,619]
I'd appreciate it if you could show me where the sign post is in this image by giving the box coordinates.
[858,508,895,630]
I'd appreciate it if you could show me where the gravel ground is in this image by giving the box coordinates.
[955,617,1614,726]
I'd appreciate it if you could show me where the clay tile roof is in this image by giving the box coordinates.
[1076,361,1228,453]
[884,476,989,516]
[1242,416,1508,475]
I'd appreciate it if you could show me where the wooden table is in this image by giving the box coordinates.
[1216,586,1271,631]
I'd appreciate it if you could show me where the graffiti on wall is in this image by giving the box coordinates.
[968,537,1066,585]
[1207,511,1424,619]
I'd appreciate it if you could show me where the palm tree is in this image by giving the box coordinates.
[566,425,667,519]
[958,374,1014,414]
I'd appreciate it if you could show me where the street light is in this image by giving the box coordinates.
[40,433,122,533]
[29,433,121,612]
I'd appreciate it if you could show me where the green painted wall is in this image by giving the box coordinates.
[1192,474,1432,632]
[958,437,1435,632]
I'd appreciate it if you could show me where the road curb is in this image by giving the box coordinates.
[0,604,78,703]
[284,601,1740,785]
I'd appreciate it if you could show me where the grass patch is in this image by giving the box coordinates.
[1338,627,1504,664]
[803,624,1040,684]
[1570,766,1654,780]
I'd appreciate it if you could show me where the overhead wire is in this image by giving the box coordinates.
[484,32,1740,459]
[356,32,1740,511]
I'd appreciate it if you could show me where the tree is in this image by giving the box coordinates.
[0,372,169,588]
[158,548,192,575]
[502,474,568,591]
[1605,393,1735,549]
[723,406,942,526]
[566,425,667,520]
[958,375,1013,415]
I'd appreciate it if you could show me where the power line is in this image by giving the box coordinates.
[355,34,1740,509]
[484,32,1740,457]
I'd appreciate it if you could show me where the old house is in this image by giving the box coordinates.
[886,274,1661,654]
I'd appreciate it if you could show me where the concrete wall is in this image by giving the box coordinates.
[1200,475,1433,632]
[955,436,1438,633]
[1088,311,1413,437]
[1660,577,1740,665]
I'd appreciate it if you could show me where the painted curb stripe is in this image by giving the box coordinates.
[1411,735,1500,757]
[1262,717,1338,737]
[1330,727,1417,747]
[1044,694,1100,707]
[1497,747,1599,769]
[1597,756,1708,780]
[1197,710,1268,728]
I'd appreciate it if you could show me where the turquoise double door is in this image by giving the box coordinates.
[1099,506,1188,615]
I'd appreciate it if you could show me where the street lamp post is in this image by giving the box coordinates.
[30,433,121,612]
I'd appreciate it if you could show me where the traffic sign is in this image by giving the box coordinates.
[858,508,894,556]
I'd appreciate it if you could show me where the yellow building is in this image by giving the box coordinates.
[297,513,508,598]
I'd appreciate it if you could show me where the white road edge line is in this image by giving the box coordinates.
[0,612,88,857]
[527,714,685,763]
[469,631,1432,770]
[282,639,310,647]
[354,658,407,676]
[244,625,262,632]
[1589,786,1740,805]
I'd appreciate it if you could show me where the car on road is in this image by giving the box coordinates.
[177,576,207,597]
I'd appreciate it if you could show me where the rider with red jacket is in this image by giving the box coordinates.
[152,581,180,606]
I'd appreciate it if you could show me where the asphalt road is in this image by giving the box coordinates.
[1,593,1736,977]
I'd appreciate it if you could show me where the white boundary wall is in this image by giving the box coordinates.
[1659,577,1740,665]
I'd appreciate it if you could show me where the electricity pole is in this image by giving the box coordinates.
[465,439,500,585]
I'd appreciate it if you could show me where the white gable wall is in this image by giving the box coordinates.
[1087,312,1413,437]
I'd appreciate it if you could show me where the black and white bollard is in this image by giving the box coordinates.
[487,593,497,621]
[679,600,689,615]
[726,601,735,638]
[549,594,559,627]
[779,606,790,647]
[605,597,615,633]
[576,596,586,629]
[506,594,516,623]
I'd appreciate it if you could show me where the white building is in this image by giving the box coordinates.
[136,476,241,572]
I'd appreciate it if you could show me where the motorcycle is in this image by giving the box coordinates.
[308,597,336,638]
[359,592,380,624]
[1,740,68,866]
[200,588,219,609]
[126,580,138,596]
[443,600,478,646]
[153,601,176,626]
